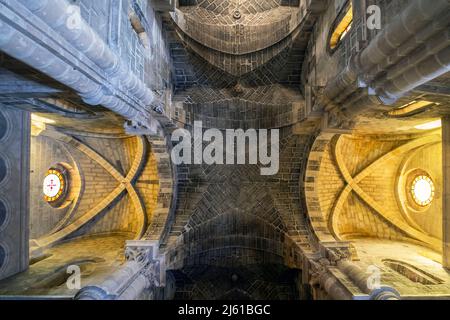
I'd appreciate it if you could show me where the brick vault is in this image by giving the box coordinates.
[159,0,326,299]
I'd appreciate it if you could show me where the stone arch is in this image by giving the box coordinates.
[166,263,305,300]
[304,133,339,243]
[166,211,303,270]
[172,1,308,55]
[144,136,176,242]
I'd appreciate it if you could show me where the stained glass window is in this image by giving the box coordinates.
[43,169,65,203]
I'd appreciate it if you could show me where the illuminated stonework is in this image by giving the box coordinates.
[410,175,435,207]
[43,169,66,203]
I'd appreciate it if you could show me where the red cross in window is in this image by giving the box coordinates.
[47,179,57,191]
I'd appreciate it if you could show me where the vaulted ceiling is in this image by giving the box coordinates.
[165,0,326,106]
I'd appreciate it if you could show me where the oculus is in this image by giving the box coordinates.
[43,168,67,204]
[410,174,435,207]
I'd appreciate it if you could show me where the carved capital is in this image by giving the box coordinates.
[319,242,353,265]
[309,258,330,286]
[327,247,352,264]
[125,241,154,265]
[125,240,166,289]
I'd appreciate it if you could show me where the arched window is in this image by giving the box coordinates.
[328,1,353,52]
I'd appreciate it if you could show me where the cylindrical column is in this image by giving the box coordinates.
[358,0,450,71]
[442,117,450,269]
[117,274,149,300]
[322,0,450,109]
[0,4,140,121]
[337,260,401,300]
[318,272,354,300]
[75,261,144,300]
[18,0,156,107]
[0,0,164,134]
[337,260,371,293]
[379,45,450,101]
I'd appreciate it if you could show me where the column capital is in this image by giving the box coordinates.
[125,240,166,288]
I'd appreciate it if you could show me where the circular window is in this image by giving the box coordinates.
[410,174,435,207]
[43,168,66,203]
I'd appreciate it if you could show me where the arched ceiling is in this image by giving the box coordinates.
[170,0,325,78]
[174,0,303,55]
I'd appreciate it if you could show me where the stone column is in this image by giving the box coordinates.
[442,117,450,269]
[337,260,400,300]
[75,240,165,300]
[315,245,401,300]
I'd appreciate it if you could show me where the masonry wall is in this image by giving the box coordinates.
[75,0,171,91]
[305,0,346,87]
[30,135,74,238]
[303,0,413,89]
